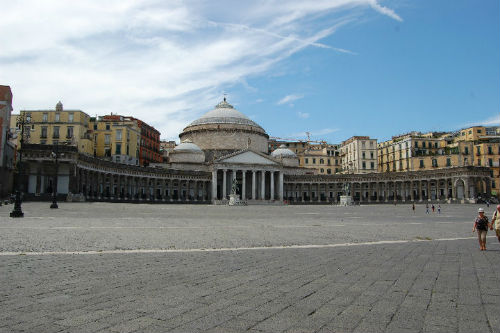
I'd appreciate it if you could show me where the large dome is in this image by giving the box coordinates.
[179,98,269,153]
[187,98,263,129]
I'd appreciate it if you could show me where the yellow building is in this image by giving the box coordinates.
[378,127,500,198]
[299,145,341,175]
[90,114,140,165]
[269,140,341,175]
[340,136,378,174]
[11,102,93,154]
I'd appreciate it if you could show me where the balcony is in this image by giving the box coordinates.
[52,134,60,139]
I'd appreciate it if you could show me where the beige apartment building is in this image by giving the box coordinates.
[340,136,378,174]
[378,127,500,198]
[11,102,93,155]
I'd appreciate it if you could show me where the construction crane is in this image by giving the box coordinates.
[269,132,327,145]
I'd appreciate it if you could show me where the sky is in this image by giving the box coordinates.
[1,0,498,143]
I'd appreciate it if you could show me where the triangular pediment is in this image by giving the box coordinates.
[217,150,278,165]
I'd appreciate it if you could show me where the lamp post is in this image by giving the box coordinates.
[10,113,31,218]
[50,143,59,209]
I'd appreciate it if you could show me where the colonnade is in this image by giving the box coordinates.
[284,176,491,203]
[211,168,284,202]
[77,168,211,202]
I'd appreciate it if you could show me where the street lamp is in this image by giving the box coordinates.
[50,143,60,209]
[10,113,31,218]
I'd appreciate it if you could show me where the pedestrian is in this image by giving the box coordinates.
[486,201,490,208]
[426,203,429,214]
[431,204,435,213]
[412,203,415,213]
[437,204,441,214]
[473,207,489,251]
[490,205,500,244]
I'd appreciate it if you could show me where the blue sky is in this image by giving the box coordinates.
[1,0,498,143]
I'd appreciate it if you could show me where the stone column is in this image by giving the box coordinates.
[427,181,431,201]
[186,180,190,201]
[445,179,449,200]
[261,170,266,200]
[270,171,275,201]
[212,170,217,201]
[279,172,284,202]
[222,169,227,199]
[308,183,313,201]
[410,182,415,201]
[451,178,457,200]
[384,182,388,202]
[418,181,422,202]
[231,169,237,196]
[242,170,246,200]
[252,170,256,200]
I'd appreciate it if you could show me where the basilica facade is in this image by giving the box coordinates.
[20,99,492,204]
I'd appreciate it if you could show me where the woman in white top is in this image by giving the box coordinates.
[491,204,500,243]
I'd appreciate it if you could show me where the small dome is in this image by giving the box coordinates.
[271,144,297,158]
[187,98,263,129]
[174,139,202,153]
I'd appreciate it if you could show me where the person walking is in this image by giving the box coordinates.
[425,203,429,214]
[412,203,415,213]
[490,205,500,244]
[432,204,435,213]
[473,207,489,251]
[437,204,441,214]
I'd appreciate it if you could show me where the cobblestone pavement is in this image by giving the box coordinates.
[0,202,499,333]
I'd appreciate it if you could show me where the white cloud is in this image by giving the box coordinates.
[277,94,304,105]
[0,1,402,137]
[461,114,500,128]
[297,112,310,119]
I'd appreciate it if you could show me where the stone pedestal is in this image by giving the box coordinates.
[228,194,247,206]
[340,195,353,206]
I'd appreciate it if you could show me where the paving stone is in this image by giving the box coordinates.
[0,203,499,333]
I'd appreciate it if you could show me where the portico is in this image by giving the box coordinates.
[211,150,285,203]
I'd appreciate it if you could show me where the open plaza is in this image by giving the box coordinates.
[0,202,499,333]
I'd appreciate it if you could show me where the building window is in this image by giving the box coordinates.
[371,162,375,169]
[370,152,374,159]
[116,143,122,155]
[305,158,308,164]
[415,142,419,148]
[422,142,426,148]
[432,159,438,167]
[493,180,497,189]
[327,169,331,174]
[476,146,481,155]
[488,146,493,154]
[41,126,47,138]
[464,147,469,155]
[446,158,451,167]
[320,168,324,173]
[489,158,493,167]
[105,134,111,145]
[362,152,365,159]
[106,124,110,130]
[53,126,59,138]
[313,158,316,164]
[42,113,48,122]
[477,129,482,133]
[116,130,122,141]
[66,126,73,138]
[68,113,74,123]
[93,124,97,130]
[477,159,481,166]
[55,113,60,122]
[419,160,424,168]
[362,162,366,169]
[40,140,46,145]
[464,157,468,165]
[320,158,324,164]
